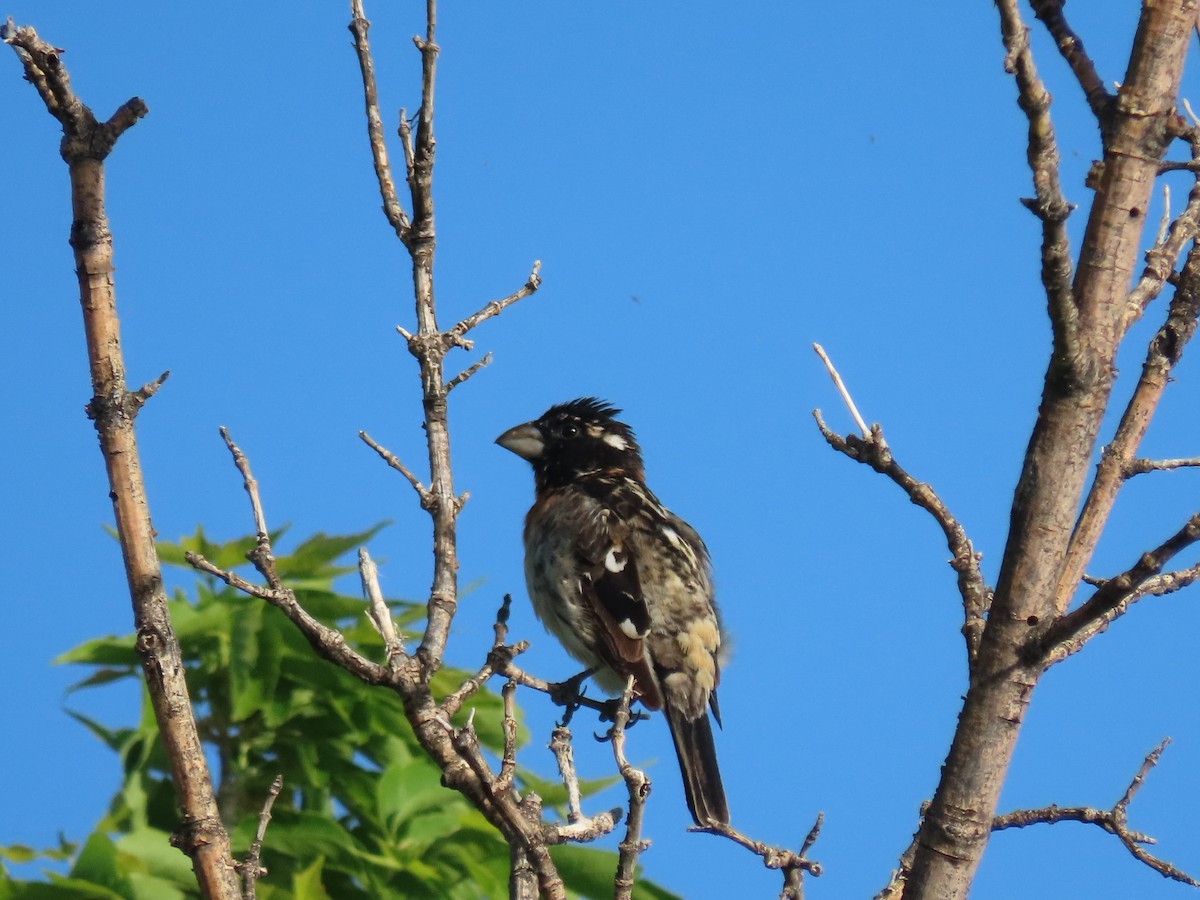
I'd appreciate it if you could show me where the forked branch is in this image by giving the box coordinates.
[993,740,1198,886]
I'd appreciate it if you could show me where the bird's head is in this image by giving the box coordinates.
[496,397,644,486]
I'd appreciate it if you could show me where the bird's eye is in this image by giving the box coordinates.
[561,423,579,438]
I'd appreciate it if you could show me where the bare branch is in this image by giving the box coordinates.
[814,412,991,668]
[1127,129,1200,332]
[1058,243,1200,610]
[348,0,410,238]
[1029,0,1113,120]
[695,814,823,899]
[218,427,271,559]
[1126,455,1200,477]
[358,429,432,506]
[128,369,170,415]
[612,679,651,900]
[495,680,519,795]
[6,20,237,895]
[812,343,869,438]
[1043,512,1200,659]
[359,547,408,664]
[448,261,544,347]
[993,740,1198,886]
[1000,0,1078,371]
[549,726,584,824]
[240,774,284,900]
[445,353,492,392]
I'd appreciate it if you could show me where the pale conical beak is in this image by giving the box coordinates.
[496,422,544,460]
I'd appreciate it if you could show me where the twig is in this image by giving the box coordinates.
[188,430,391,686]
[999,0,1078,373]
[812,343,869,438]
[612,679,651,900]
[543,723,622,842]
[446,353,492,392]
[348,0,410,239]
[549,726,584,824]
[1029,0,1113,121]
[240,774,284,900]
[129,369,170,413]
[1127,127,1200,332]
[448,261,544,348]
[695,814,823,900]
[1125,455,1200,477]
[1042,512,1200,660]
[813,412,992,669]
[219,427,270,559]
[495,680,519,794]
[1044,558,1200,666]
[1057,243,1200,611]
[359,547,407,664]
[358,429,432,507]
[993,740,1197,886]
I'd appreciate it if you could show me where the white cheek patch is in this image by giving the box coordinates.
[603,432,628,451]
[604,547,627,573]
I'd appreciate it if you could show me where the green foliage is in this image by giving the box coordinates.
[1,527,679,899]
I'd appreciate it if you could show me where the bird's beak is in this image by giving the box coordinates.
[496,422,544,460]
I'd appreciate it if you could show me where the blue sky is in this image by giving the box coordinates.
[3,2,1199,898]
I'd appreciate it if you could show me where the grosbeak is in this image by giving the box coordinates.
[496,398,729,828]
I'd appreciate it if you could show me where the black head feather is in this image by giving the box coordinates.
[522,397,644,486]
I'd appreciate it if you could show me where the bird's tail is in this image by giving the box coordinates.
[663,704,730,827]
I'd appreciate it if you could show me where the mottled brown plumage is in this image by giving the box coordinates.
[497,398,729,827]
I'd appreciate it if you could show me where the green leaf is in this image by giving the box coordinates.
[290,857,332,900]
[55,636,136,668]
[66,834,134,900]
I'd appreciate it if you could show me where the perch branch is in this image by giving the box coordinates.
[612,679,651,900]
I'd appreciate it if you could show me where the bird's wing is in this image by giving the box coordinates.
[576,507,663,709]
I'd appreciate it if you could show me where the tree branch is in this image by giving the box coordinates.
[814,409,991,669]
[907,1,1195,894]
[1057,242,1200,611]
[348,0,409,239]
[695,815,823,900]
[4,20,239,898]
[240,774,284,900]
[1041,511,1200,660]
[1004,0,1079,374]
[993,740,1198,886]
[1029,0,1113,121]
[1126,454,1200,477]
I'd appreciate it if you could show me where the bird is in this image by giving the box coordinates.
[496,397,729,828]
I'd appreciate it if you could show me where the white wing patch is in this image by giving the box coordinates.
[618,617,643,640]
